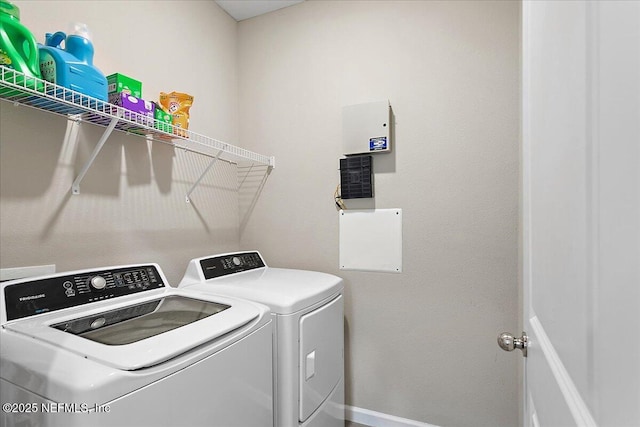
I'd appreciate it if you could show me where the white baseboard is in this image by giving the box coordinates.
[345,405,439,427]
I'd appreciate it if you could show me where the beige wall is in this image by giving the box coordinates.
[237,1,520,426]
[1,1,520,426]
[1,1,241,283]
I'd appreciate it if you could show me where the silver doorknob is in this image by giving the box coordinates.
[498,331,528,357]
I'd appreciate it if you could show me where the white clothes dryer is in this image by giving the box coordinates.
[179,251,345,427]
[0,263,273,427]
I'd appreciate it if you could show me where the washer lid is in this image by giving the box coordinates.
[3,290,262,370]
[51,295,230,345]
[181,267,343,315]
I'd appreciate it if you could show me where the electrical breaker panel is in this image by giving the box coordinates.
[342,100,391,155]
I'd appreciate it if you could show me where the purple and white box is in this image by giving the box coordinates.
[111,93,155,126]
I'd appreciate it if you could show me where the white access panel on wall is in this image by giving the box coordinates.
[339,209,402,273]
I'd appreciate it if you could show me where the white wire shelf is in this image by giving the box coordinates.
[1,66,275,199]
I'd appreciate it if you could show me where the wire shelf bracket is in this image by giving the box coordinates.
[71,115,120,195]
[0,66,275,200]
[185,149,223,204]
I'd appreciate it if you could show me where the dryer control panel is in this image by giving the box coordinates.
[200,252,265,279]
[3,265,165,321]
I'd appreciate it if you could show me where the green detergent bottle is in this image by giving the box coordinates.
[0,1,42,92]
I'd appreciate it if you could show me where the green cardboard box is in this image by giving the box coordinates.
[107,73,142,99]
[154,104,173,133]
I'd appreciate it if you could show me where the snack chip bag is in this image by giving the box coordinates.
[159,91,194,137]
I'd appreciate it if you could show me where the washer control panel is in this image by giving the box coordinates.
[200,252,265,280]
[3,265,164,321]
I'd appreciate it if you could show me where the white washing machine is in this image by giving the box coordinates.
[179,251,345,427]
[0,263,273,427]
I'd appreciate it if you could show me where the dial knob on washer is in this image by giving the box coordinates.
[89,276,107,290]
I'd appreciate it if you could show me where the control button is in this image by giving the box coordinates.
[89,276,107,290]
[63,281,73,289]
[90,317,106,329]
[65,289,76,297]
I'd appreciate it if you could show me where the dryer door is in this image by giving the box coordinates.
[299,294,344,422]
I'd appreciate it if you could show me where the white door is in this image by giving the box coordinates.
[516,1,639,426]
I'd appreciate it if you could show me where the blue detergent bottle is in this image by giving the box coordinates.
[38,24,108,101]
